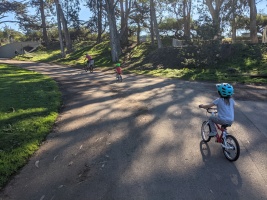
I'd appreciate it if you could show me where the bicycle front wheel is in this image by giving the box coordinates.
[201,121,211,142]
[222,135,240,162]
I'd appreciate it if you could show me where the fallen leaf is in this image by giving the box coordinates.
[35,160,39,168]
[68,161,73,166]
[54,155,58,160]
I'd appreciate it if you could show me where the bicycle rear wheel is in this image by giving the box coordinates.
[89,65,93,73]
[222,135,240,161]
[201,121,211,142]
[118,74,122,82]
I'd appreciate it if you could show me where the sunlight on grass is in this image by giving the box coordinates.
[0,64,61,188]
[244,58,258,66]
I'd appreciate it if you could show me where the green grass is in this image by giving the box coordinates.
[0,64,61,188]
[16,41,114,68]
[127,43,267,85]
[132,67,267,84]
[15,41,267,84]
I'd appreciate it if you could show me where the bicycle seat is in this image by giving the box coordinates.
[221,124,231,129]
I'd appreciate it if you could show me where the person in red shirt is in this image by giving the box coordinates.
[84,53,92,62]
[115,63,122,74]
[115,63,122,81]
[84,53,94,72]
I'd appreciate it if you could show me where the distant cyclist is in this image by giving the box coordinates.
[84,53,94,72]
[115,63,122,81]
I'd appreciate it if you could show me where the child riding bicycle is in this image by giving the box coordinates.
[84,53,94,71]
[199,83,235,137]
[115,63,122,79]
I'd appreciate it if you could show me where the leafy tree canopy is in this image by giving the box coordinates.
[0,0,26,24]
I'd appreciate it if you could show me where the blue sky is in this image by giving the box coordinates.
[0,1,91,30]
[1,1,266,32]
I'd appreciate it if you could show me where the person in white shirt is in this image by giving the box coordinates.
[199,83,235,136]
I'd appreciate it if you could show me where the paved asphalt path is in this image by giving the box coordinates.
[0,60,267,200]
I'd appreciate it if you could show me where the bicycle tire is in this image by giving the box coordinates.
[118,74,122,82]
[89,65,93,73]
[84,64,89,72]
[201,121,211,142]
[222,135,240,161]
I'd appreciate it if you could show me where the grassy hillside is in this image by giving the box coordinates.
[16,41,267,84]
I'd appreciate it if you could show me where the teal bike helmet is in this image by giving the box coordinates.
[216,83,234,97]
[116,63,121,67]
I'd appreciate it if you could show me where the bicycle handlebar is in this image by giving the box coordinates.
[199,106,217,113]
[206,107,217,114]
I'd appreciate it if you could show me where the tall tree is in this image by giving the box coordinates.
[38,0,49,46]
[130,1,150,44]
[86,0,106,44]
[55,1,65,57]
[248,0,258,43]
[62,0,81,29]
[182,0,192,40]
[150,0,162,48]
[105,0,121,62]
[10,0,51,45]
[149,7,155,45]
[59,3,72,52]
[96,0,104,43]
[235,14,267,37]
[223,0,247,43]
[119,0,133,46]
[0,0,26,25]
[203,0,225,39]
[53,0,72,53]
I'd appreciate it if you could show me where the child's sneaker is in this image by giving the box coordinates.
[209,131,217,137]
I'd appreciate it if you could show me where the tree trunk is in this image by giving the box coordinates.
[40,0,49,46]
[105,0,121,62]
[120,0,131,47]
[149,13,154,46]
[55,2,65,57]
[150,0,162,48]
[58,3,72,53]
[231,10,237,43]
[96,0,103,44]
[137,21,141,45]
[249,0,258,43]
[183,0,191,41]
[205,0,224,39]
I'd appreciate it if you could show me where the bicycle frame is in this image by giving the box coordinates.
[200,107,240,161]
[214,123,226,143]
[206,108,232,148]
